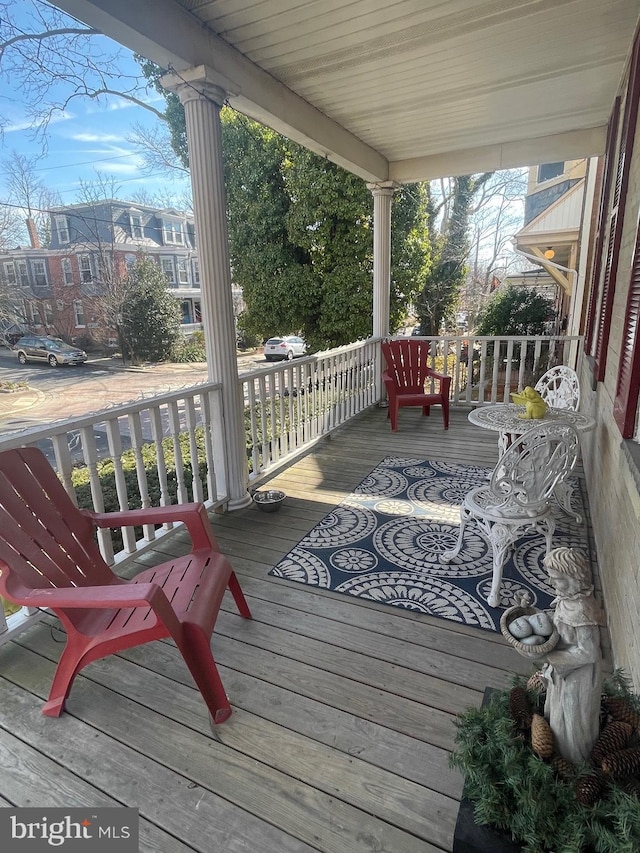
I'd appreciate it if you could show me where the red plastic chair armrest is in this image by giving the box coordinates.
[12,582,159,610]
[81,502,217,551]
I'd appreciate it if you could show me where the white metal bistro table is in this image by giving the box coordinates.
[467,403,596,522]
[467,403,596,436]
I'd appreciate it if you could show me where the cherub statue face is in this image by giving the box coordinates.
[547,568,584,597]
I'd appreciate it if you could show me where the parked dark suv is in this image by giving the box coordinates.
[13,336,88,367]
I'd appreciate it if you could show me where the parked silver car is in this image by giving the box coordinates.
[264,335,307,362]
[13,336,88,367]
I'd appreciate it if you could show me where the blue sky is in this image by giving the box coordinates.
[0,2,191,207]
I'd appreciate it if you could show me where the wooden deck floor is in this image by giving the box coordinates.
[0,406,600,852]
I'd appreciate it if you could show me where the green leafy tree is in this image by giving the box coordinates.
[417,173,493,335]
[120,256,183,364]
[475,285,556,336]
[135,60,429,350]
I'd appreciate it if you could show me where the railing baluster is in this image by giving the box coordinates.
[167,400,188,504]
[104,417,137,554]
[128,411,155,542]
[80,425,115,564]
[184,396,204,503]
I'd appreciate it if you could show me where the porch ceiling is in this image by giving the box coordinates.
[54,0,640,182]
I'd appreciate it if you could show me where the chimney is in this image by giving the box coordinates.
[26,217,41,249]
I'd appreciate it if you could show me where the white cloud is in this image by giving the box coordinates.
[4,110,75,133]
[69,132,125,143]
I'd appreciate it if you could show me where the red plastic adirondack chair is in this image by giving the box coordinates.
[381,338,451,431]
[0,446,251,723]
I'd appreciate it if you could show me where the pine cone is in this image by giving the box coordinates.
[527,671,547,694]
[531,713,554,759]
[509,686,532,730]
[602,696,640,729]
[621,777,640,798]
[591,721,634,765]
[576,771,607,806]
[550,754,574,779]
[601,747,640,779]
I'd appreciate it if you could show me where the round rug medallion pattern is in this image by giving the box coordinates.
[269,456,590,633]
[335,571,495,628]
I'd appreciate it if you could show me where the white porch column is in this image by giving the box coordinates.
[161,69,251,509]
[368,182,397,339]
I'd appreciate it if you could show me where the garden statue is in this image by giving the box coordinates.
[541,547,606,764]
[510,386,548,419]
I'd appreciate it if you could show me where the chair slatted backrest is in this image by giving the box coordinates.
[489,423,580,512]
[0,447,114,597]
[534,366,581,411]
[382,338,433,392]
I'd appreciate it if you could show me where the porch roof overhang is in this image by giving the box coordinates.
[53,0,640,183]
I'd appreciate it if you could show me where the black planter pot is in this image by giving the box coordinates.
[453,793,522,853]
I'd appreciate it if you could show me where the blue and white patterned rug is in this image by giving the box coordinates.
[269,456,589,632]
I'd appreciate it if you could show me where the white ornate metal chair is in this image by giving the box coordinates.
[441,422,580,608]
[534,365,581,410]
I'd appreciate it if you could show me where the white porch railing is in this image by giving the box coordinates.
[0,333,582,642]
[241,338,380,481]
[404,334,583,405]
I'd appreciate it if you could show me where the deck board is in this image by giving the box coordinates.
[0,405,603,852]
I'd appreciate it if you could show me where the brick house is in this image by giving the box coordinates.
[0,201,204,348]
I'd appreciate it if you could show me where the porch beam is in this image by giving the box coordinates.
[161,68,250,510]
[390,127,607,183]
[52,0,388,183]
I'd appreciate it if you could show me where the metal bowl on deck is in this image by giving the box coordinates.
[252,489,286,513]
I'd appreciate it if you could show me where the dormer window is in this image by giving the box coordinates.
[162,219,184,245]
[55,215,70,244]
[129,212,144,240]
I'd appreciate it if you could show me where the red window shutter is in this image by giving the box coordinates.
[613,230,640,437]
[585,99,620,354]
[592,36,640,382]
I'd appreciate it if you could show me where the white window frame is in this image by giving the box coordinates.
[129,212,144,240]
[32,260,48,287]
[79,254,93,283]
[163,220,184,245]
[2,261,17,286]
[177,258,189,285]
[161,257,175,284]
[44,302,54,325]
[192,259,200,285]
[55,215,70,244]
[16,261,29,286]
[73,299,85,327]
[124,254,136,271]
[61,258,74,285]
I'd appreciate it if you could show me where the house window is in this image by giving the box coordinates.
[32,260,48,287]
[61,258,74,285]
[192,259,200,285]
[16,261,29,286]
[73,300,85,327]
[177,258,189,285]
[29,303,41,325]
[2,262,17,286]
[124,254,136,271]
[55,215,70,244]
[130,213,144,240]
[537,162,564,183]
[79,254,93,283]
[163,220,183,245]
[44,303,54,325]
[161,257,175,284]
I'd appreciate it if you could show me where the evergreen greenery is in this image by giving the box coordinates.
[475,285,556,336]
[450,673,640,853]
[120,256,183,364]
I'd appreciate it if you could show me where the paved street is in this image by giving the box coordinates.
[0,347,266,434]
